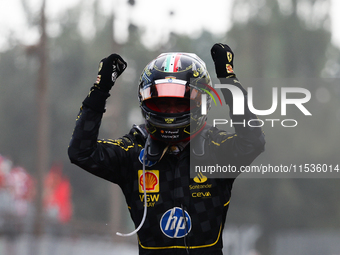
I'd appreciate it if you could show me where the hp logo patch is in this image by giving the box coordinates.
[160,207,192,238]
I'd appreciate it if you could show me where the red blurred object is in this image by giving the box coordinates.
[44,163,72,223]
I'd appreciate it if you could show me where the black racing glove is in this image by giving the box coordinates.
[210,43,236,79]
[83,54,127,112]
[94,54,127,93]
[211,43,247,106]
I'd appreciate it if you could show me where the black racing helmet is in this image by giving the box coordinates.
[138,52,212,143]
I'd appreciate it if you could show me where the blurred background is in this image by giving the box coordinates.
[0,0,340,254]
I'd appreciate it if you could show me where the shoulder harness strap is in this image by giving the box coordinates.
[191,124,214,157]
[132,124,168,162]
[132,124,148,140]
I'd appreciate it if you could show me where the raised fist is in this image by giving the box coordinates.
[95,54,127,92]
[210,43,235,78]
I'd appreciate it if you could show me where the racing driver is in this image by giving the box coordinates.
[68,43,265,254]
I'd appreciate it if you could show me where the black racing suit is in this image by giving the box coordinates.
[68,80,265,255]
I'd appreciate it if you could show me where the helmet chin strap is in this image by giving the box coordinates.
[146,136,169,161]
[116,136,151,237]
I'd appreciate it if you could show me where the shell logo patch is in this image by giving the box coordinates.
[226,64,234,74]
[138,170,159,193]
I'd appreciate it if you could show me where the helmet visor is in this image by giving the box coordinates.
[140,79,201,101]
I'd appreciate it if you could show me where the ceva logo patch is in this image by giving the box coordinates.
[160,207,192,238]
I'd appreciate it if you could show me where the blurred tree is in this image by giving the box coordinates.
[229,0,331,79]
[33,0,49,239]
[224,0,340,253]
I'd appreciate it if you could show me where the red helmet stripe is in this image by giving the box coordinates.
[173,53,182,72]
